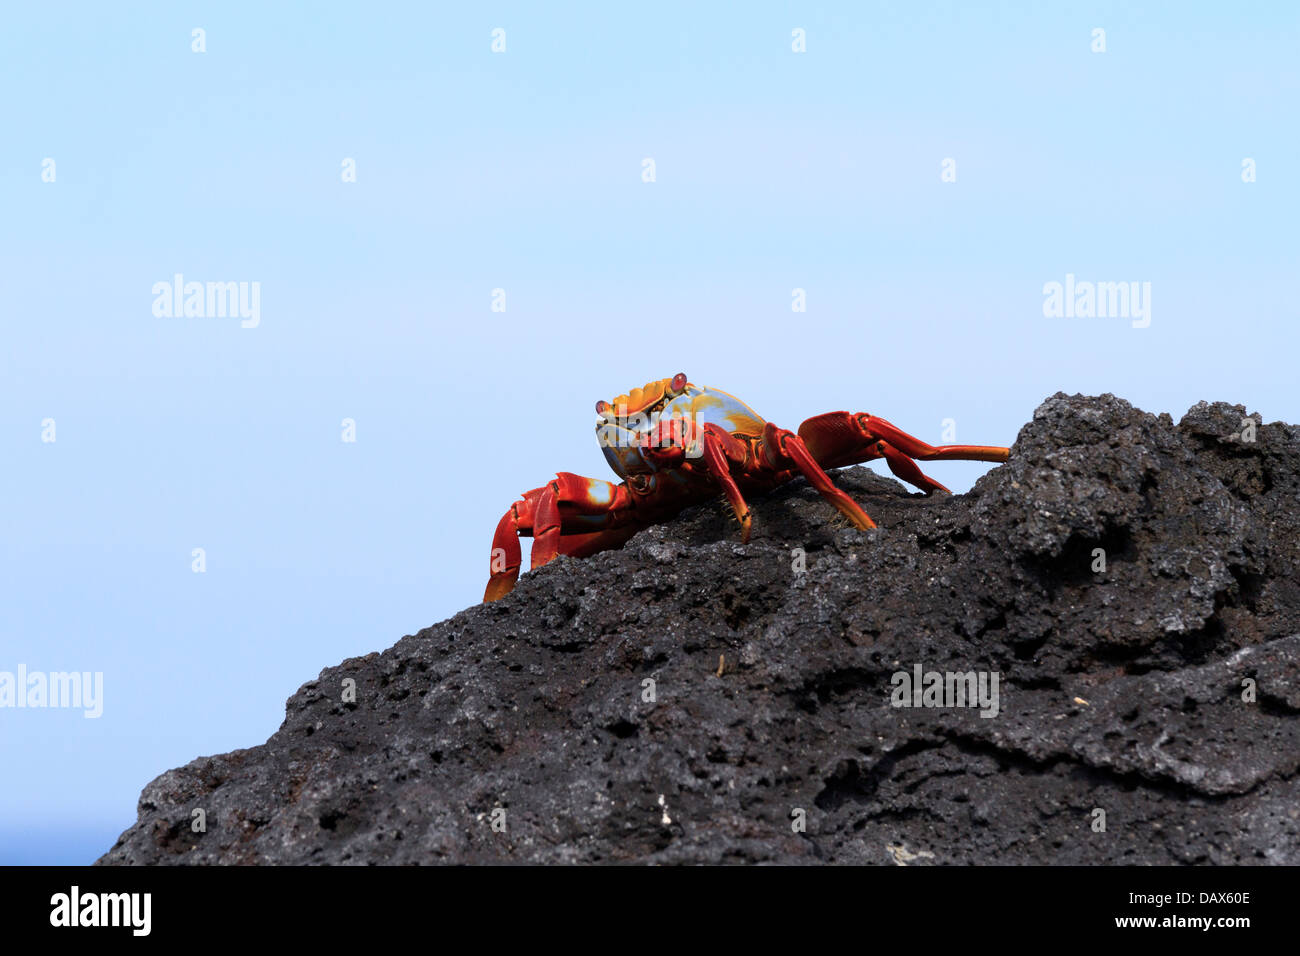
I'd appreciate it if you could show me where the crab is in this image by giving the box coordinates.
[484,373,1010,601]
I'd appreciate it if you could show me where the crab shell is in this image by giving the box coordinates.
[594,374,766,479]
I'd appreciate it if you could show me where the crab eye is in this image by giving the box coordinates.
[669,372,687,394]
[596,400,610,415]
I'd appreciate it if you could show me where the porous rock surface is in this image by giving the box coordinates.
[98,394,1300,864]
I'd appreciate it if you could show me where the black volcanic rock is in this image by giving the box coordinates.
[97,394,1300,865]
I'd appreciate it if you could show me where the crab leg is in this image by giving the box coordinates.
[759,422,877,530]
[698,424,755,541]
[797,412,1009,491]
[875,440,950,494]
[554,527,640,558]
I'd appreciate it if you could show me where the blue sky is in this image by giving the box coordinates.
[2,1,1296,864]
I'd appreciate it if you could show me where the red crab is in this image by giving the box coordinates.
[484,374,1010,601]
